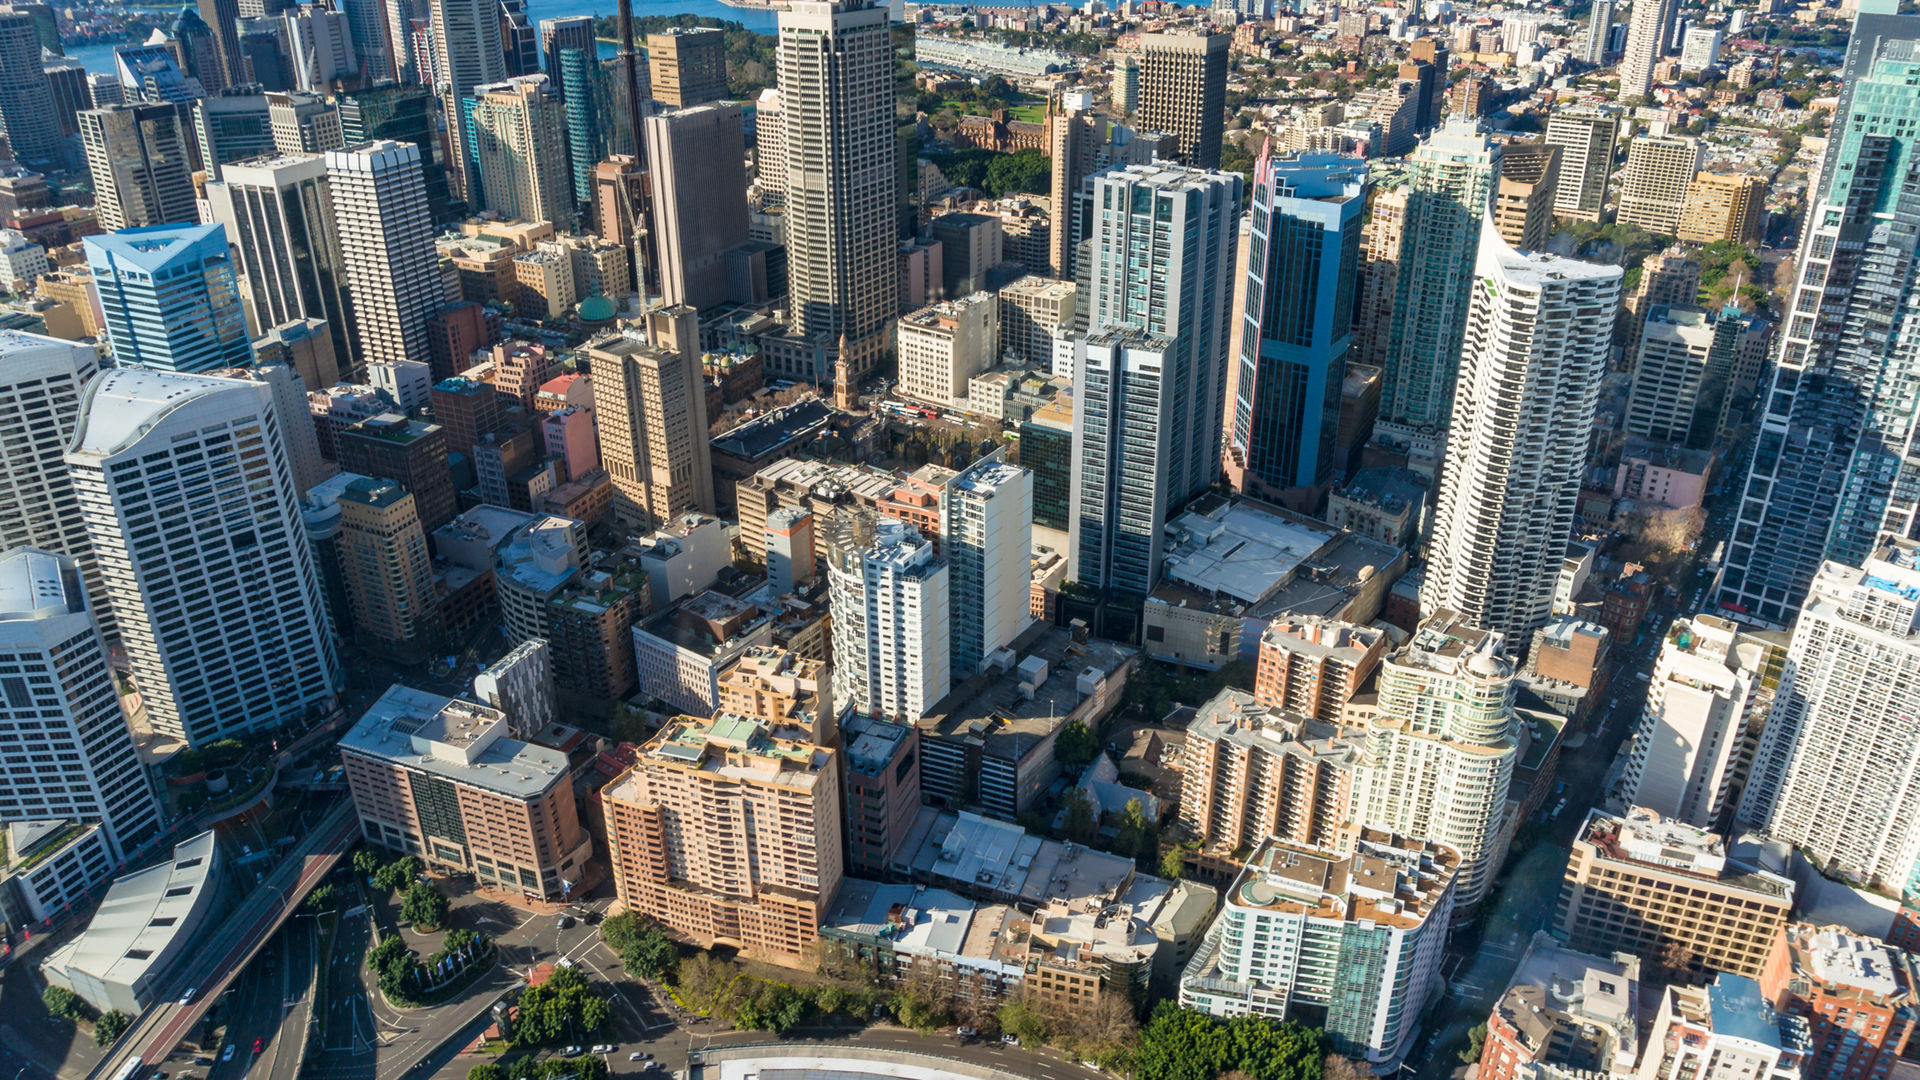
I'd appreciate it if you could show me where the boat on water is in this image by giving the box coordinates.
[717,0,789,9]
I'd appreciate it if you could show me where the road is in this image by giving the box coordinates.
[93,802,358,1080]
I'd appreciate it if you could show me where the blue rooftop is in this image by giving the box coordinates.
[1708,974,1781,1049]
[84,224,230,273]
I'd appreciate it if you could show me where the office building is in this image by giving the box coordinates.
[1425,221,1619,643]
[1680,172,1767,246]
[648,102,750,311]
[193,0,243,87]
[1616,135,1702,235]
[1178,831,1456,1070]
[192,89,274,182]
[1493,142,1559,253]
[998,275,1077,370]
[469,76,574,232]
[431,0,506,202]
[267,91,342,154]
[825,512,949,722]
[1558,807,1794,982]
[1760,924,1918,1080]
[1544,107,1619,222]
[941,457,1032,680]
[341,686,590,898]
[1070,329,1189,598]
[1350,613,1523,911]
[776,0,897,385]
[839,714,920,876]
[1138,31,1226,168]
[1475,933,1641,1080]
[66,369,339,746]
[1080,163,1241,527]
[1620,0,1675,100]
[1380,123,1501,433]
[1681,26,1723,71]
[1044,89,1176,283]
[336,82,458,224]
[1231,152,1367,506]
[85,225,253,373]
[1020,396,1073,532]
[1581,0,1616,64]
[0,8,59,166]
[337,413,458,531]
[0,548,163,862]
[1618,614,1776,831]
[79,104,197,232]
[325,140,439,371]
[897,293,999,409]
[0,333,100,612]
[588,327,715,529]
[336,477,441,656]
[1719,14,1920,623]
[602,713,842,958]
[648,26,726,108]
[1620,246,1703,369]
[1626,303,1740,448]
[205,153,357,370]
[539,16,593,93]
[1738,540,1920,893]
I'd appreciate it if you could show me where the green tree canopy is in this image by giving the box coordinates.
[400,881,449,929]
[372,855,423,894]
[93,1010,131,1046]
[468,1066,505,1080]
[512,965,611,1046]
[352,848,383,876]
[42,985,87,1023]
[1055,719,1100,771]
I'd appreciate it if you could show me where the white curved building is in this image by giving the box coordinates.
[40,830,220,1015]
[1425,217,1620,644]
[66,369,340,747]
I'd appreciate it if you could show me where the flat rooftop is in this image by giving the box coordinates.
[919,623,1136,765]
[341,685,570,800]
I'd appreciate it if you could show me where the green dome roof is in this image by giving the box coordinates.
[578,295,617,321]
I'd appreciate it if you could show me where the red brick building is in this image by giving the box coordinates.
[1759,924,1919,1080]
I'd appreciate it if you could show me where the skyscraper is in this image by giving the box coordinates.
[1425,219,1620,643]
[1070,328,1178,596]
[1582,0,1615,63]
[66,369,340,746]
[267,90,344,154]
[1379,122,1501,434]
[336,82,458,224]
[0,332,105,628]
[1138,31,1227,169]
[0,7,60,166]
[647,26,727,109]
[1717,11,1920,626]
[79,104,198,231]
[0,548,164,862]
[1543,107,1619,222]
[647,102,750,311]
[1231,150,1369,507]
[192,88,274,182]
[336,476,441,656]
[1615,134,1702,234]
[539,16,593,93]
[1493,142,1560,253]
[206,152,357,369]
[498,0,537,77]
[324,140,439,370]
[1351,611,1519,911]
[1738,539,1920,895]
[1045,88,1175,283]
[195,0,245,88]
[340,0,393,81]
[825,511,951,721]
[469,75,575,231]
[777,0,897,385]
[1080,163,1242,514]
[431,0,506,202]
[86,224,254,373]
[557,47,602,217]
[587,323,715,528]
[1620,0,1675,100]
[940,456,1033,680]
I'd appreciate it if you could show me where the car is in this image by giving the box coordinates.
[562,1046,582,1056]
[1002,1035,1020,1046]
[179,988,196,1005]
[957,1027,979,1039]
[629,1053,651,1063]
[192,1059,213,1068]
[558,915,575,929]
[590,1045,615,1054]
[222,1046,235,1064]
[252,1039,263,1055]
[644,1064,662,1073]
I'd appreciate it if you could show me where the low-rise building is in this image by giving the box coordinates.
[1477,932,1641,1080]
[1557,807,1794,983]
[1325,466,1426,548]
[1614,438,1713,511]
[1178,830,1457,1071]
[39,831,220,1015]
[1519,615,1611,723]
[636,513,731,611]
[340,686,592,899]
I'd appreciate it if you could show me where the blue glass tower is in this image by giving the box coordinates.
[1231,149,1369,506]
[84,223,253,373]
[559,47,602,215]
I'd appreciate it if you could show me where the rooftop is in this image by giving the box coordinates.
[711,396,835,461]
[608,713,830,794]
[920,623,1136,765]
[72,368,249,458]
[1334,466,1427,516]
[340,685,570,799]
[38,831,217,992]
[0,548,81,623]
[1579,807,1794,900]
[1229,831,1458,930]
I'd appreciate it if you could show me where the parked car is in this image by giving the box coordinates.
[558,915,575,929]
[562,1046,582,1056]
[629,1053,651,1062]
[1002,1035,1020,1046]
[590,1045,615,1054]
[179,988,196,1005]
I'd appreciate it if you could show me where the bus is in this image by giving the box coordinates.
[113,1058,148,1080]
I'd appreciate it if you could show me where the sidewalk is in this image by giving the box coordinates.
[439,860,607,916]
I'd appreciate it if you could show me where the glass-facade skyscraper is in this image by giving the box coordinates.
[1717,6,1920,626]
[85,224,254,373]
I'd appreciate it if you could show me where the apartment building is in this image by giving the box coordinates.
[715,645,833,744]
[1178,688,1363,856]
[1616,136,1704,235]
[1557,807,1794,983]
[1639,976,1809,1079]
[1679,172,1767,246]
[340,686,592,899]
[1251,618,1387,724]
[602,714,842,959]
[1477,932,1641,1080]
[1759,924,1918,1080]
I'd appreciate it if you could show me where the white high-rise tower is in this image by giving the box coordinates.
[1426,219,1620,644]
[0,548,163,861]
[941,455,1033,679]
[1620,0,1675,100]
[825,512,950,722]
[0,331,104,626]
[324,140,438,371]
[66,369,340,746]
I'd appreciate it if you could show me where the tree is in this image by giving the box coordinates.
[512,965,611,1046]
[401,881,450,929]
[1160,840,1195,882]
[369,934,420,998]
[1062,787,1099,844]
[353,848,383,876]
[43,985,87,1023]
[983,148,1050,197]
[1659,940,1698,981]
[1055,719,1100,771]
[469,1066,505,1080]
[998,1000,1050,1047]
[1114,797,1158,863]
[1460,1021,1490,1064]
[305,883,337,913]
[372,855,422,894]
[94,1010,131,1046]
[601,911,679,980]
